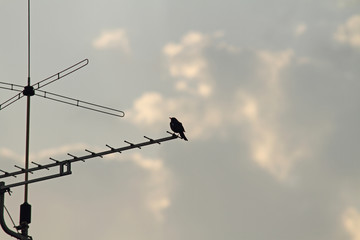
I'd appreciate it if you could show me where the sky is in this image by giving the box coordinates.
[1,0,360,239]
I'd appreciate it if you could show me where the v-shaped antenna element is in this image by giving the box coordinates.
[0,59,125,117]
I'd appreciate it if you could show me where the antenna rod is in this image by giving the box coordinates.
[24,99,31,203]
[27,0,30,83]
[25,0,31,204]
[20,0,33,238]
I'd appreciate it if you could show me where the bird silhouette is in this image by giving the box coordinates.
[169,117,188,141]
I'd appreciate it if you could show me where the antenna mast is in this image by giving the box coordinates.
[25,0,31,202]
[27,0,31,83]
[19,0,33,237]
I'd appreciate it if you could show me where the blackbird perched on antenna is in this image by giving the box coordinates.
[169,117,188,141]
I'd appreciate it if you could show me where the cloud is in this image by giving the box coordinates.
[129,32,326,181]
[343,207,360,240]
[334,15,360,48]
[130,153,172,222]
[163,31,244,98]
[256,49,294,85]
[126,91,223,140]
[236,91,306,181]
[126,92,177,126]
[337,0,360,8]
[0,148,22,163]
[128,49,304,180]
[232,49,308,181]
[294,23,307,37]
[0,143,88,164]
[93,28,131,53]
[163,31,213,98]
[104,151,173,222]
[216,41,241,54]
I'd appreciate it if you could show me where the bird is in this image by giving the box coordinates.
[169,117,188,141]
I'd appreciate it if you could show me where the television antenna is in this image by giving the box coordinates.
[0,1,181,240]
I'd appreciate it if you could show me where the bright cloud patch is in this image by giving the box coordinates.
[106,152,173,222]
[237,93,305,180]
[343,207,360,240]
[126,92,177,126]
[0,144,88,164]
[334,15,360,48]
[163,31,213,98]
[126,91,223,140]
[294,23,307,37]
[130,153,172,222]
[235,49,307,180]
[93,29,131,53]
[0,148,22,163]
[163,31,243,98]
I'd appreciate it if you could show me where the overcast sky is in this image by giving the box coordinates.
[1,0,360,239]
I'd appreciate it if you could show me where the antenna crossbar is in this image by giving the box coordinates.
[0,82,24,92]
[0,60,124,117]
[0,133,178,190]
[32,59,89,90]
[0,83,124,117]
[0,82,23,110]
[35,89,125,117]
[0,59,89,111]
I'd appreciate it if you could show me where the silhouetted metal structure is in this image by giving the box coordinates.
[0,59,124,118]
[0,133,177,189]
[0,133,178,240]
[0,56,128,239]
[0,1,180,239]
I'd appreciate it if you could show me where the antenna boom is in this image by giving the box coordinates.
[0,133,178,184]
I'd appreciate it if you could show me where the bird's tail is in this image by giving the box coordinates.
[180,132,188,141]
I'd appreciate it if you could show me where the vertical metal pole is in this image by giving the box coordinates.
[24,94,30,202]
[24,0,31,204]
[21,95,32,236]
[21,95,31,235]
[27,0,30,85]
[19,0,32,238]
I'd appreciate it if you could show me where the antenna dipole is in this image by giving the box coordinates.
[0,59,91,111]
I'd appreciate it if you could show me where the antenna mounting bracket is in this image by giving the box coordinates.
[23,86,34,96]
